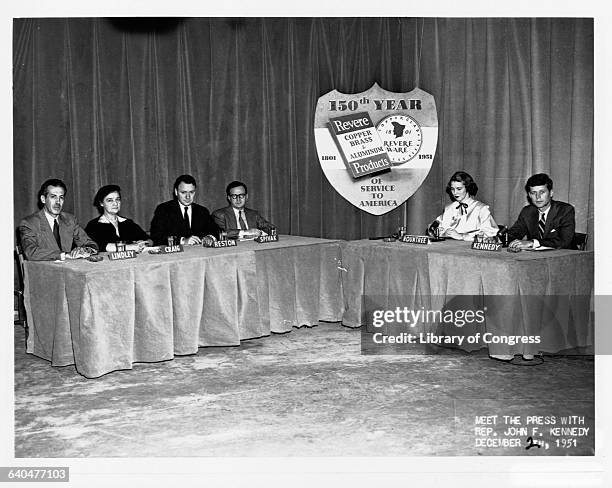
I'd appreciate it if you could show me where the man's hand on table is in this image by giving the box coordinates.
[508,239,534,251]
[182,235,202,246]
[66,246,97,259]
[126,241,149,253]
[242,228,264,239]
[443,229,462,240]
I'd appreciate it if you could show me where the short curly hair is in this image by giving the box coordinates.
[93,184,121,214]
[445,171,478,200]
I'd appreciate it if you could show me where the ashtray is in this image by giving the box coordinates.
[86,255,104,262]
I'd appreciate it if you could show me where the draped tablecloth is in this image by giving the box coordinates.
[341,239,593,356]
[24,236,344,378]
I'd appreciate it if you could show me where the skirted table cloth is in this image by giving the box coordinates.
[341,239,593,357]
[24,236,344,378]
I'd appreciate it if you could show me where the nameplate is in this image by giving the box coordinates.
[108,250,137,261]
[211,239,237,248]
[255,234,279,243]
[471,241,502,252]
[159,244,184,254]
[400,235,429,245]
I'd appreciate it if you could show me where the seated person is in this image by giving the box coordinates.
[427,171,498,241]
[18,178,98,261]
[507,173,575,250]
[85,184,152,252]
[212,180,275,239]
[150,174,219,245]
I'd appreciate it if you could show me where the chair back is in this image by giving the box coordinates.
[571,232,588,251]
[14,244,28,329]
[15,244,26,284]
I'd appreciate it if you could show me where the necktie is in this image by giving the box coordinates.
[239,210,248,230]
[183,206,190,233]
[53,219,62,250]
[538,213,546,240]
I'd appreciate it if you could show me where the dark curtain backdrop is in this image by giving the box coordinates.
[13,18,593,244]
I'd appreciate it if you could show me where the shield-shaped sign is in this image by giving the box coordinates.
[314,83,438,215]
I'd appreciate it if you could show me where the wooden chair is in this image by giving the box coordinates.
[14,245,28,331]
[571,233,588,251]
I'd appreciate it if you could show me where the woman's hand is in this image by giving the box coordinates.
[444,228,463,240]
[132,240,149,252]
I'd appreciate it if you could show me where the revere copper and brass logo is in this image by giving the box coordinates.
[376,114,423,164]
[314,83,438,215]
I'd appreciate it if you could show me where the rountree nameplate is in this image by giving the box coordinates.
[314,83,438,215]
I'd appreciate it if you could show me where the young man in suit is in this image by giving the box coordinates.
[150,174,219,246]
[18,178,98,261]
[507,173,575,250]
[496,173,575,364]
[212,180,275,239]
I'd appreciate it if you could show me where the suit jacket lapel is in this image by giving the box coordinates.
[244,208,258,227]
[58,213,74,251]
[544,200,559,234]
[36,210,58,251]
[227,206,238,229]
[527,206,539,239]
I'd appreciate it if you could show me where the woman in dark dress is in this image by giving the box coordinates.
[85,185,152,252]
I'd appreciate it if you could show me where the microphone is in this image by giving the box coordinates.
[496,225,509,247]
[428,220,440,239]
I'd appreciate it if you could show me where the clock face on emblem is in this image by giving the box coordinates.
[376,114,423,164]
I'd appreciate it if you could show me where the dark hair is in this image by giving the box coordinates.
[37,179,67,208]
[93,184,121,214]
[226,180,248,196]
[525,173,553,192]
[445,171,478,199]
[173,174,197,192]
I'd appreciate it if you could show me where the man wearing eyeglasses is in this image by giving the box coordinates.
[212,181,275,239]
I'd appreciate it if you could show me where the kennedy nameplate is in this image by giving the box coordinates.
[471,241,502,252]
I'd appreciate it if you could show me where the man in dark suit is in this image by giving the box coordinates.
[18,178,98,261]
[508,173,575,250]
[212,180,275,239]
[150,174,219,245]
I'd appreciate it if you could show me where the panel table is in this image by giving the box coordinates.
[341,239,593,357]
[24,236,343,377]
